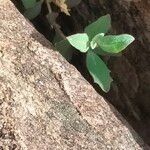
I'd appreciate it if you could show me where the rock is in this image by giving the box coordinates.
[0,0,149,149]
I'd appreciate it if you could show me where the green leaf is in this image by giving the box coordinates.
[90,33,104,49]
[86,51,113,92]
[22,0,36,9]
[94,47,122,57]
[55,39,73,61]
[85,14,111,40]
[95,34,135,53]
[67,33,90,53]
[24,1,43,20]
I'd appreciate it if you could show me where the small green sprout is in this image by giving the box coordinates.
[56,14,135,92]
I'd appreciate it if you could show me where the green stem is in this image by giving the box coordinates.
[46,0,66,40]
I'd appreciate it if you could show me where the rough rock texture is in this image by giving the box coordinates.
[0,0,149,149]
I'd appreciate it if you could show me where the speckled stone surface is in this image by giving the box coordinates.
[0,0,149,149]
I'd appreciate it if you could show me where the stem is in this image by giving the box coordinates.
[46,0,52,13]
[46,0,66,40]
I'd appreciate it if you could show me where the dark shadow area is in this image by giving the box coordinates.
[11,0,150,147]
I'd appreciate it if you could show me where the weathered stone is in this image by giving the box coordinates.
[0,0,149,149]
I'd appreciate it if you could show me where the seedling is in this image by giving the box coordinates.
[56,14,135,92]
